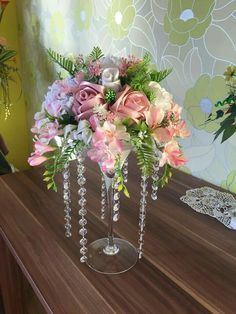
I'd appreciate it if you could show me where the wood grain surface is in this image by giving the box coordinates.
[0,156,235,313]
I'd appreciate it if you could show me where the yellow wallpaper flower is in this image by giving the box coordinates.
[221,171,236,193]
[184,74,228,132]
[49,11,65,47]
[107,0,135,39]
[74,0,93,31]
[164,0,214,45]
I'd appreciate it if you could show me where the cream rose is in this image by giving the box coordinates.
[102,68,121,92]
[148,81,172,111]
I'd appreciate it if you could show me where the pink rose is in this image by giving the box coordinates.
[111,85,150,122]
[72,81,106,120]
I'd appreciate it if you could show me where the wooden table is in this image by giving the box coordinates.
[0,158,236,313]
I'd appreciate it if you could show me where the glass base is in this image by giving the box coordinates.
[86,238,138,274]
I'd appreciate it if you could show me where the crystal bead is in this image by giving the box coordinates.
[79,218,87,226]
[79,227,87,236]
[101,198,106,205]
[113,213,120,222]
[80,238,87,246]
[152,173,159,180]
[78,208,87,216]
[80,255,87,263]
[77,164,85,173]
[63,182,69,189]
[114,193,119,201]
[78,187,86,196]
[80,247,88,255]
[152,184,158,191]
[113,203,120,212]
[78,198,87,207]
[151,193,158,200]
[77,154,85,163]
[65,231,72,238]
[77,176,86,186]
[63,173,69,180]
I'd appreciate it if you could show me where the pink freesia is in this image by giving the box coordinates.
[174,120,190,138]
[159,141,187,167]
[44,101,61,117]
[72,81,106,120]
[111,85,150,122]
[34,141,55,154]
[28,154,48,166]
[145,106,165,129]
[153,127,175,143]
[89,114,100,131]
[39,121,63,143]
[87,121,130,172]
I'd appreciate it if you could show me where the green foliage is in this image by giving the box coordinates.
[124,53,171,101]
[0,49,16,63]
[47,48,75,75]
[115,157,130,198]
[43,140,86,191]
[127,121,155,177]
[155,164,172,188]
[89,46,104,61]
[150,68,172,83]
[213,107,236,143]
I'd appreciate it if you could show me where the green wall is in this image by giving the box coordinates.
[0,0,29,170]
[16,0,236,191]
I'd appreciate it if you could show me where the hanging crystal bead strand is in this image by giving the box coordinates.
[138,175,149,259]
[122,158,129,183]
[77,152,88,263]
[151,162,159,201]
[101,175,107,220]
[63,162,72,238]
[113,177,120,222]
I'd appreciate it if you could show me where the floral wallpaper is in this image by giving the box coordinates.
[16,0,236,192]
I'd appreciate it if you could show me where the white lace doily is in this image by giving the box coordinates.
[180,187,236,230]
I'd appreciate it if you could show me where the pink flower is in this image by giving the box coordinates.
[28,154,47,166]
[153,127,175,143]
[44,101,61,117]
[145,106,165,129]
[159,141,187,167]
[38,121,63,143]
[87,122,130,172]
[174,120,190,138]
[72,81,106,120]
[34,141,55,154]
[111,85,150,122]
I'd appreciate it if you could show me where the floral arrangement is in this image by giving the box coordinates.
[29,47,189,194]
[0,0,18,119]
[207,65,236,142]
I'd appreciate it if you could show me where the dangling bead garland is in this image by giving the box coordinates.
[151,162,159,200]
[63,162,72,238]
[101,174,107,220]
[77,152,88,263]
[113,177,120,222]
[138,175,149,259]
[122,158,129,183]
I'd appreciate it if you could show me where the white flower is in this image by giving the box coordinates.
[102,67,121,92]
[74,120,92,145]
[148,81,172,111]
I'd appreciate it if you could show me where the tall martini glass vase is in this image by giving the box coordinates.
[86,161,138,274]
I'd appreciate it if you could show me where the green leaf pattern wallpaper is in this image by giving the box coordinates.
[16,0,236,192]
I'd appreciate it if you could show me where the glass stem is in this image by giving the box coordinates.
[106,175,114,247]
[103,172,119,255]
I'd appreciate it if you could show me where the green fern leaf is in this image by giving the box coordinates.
[150,68,172,83]
[47,48,75,75]
[89,47,104,61]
